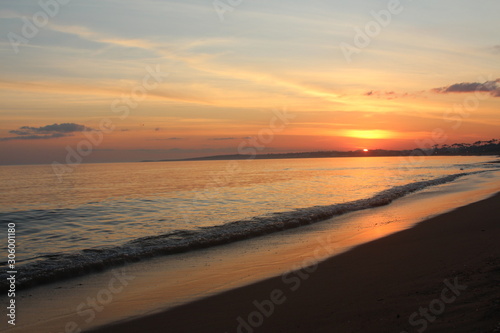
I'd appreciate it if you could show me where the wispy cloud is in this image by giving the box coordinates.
[208,137,236,141]
[153,137,186,141]
[47,23,159,51]
[0,133,68,141]
[363,90,409,99]
[363,78,500,99]
[0,79,211,105]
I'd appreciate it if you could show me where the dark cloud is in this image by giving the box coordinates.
[1,123,89,141]
[432,79,500,97]
[16,123,89,134]
[9,130,32,136]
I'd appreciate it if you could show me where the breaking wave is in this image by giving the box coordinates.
[0,171,485,289]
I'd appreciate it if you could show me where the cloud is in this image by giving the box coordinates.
[9,130,32,136]
[14,123,89,134]
[152,137,185,141]
[0,133,68,142]
[0,80,211,106]
[208,137,236,141]
[1,123,89,141]
[431,79,500,97]
[363,90,407,99]
[372,79,500,99]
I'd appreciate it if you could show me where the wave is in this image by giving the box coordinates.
[0,171,485,290]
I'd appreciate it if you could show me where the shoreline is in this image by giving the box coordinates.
[140,152,500,163]
[88,192,500,333]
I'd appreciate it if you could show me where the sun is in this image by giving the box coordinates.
[363,149,369,152]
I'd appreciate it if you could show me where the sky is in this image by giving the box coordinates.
[0,0,499,165]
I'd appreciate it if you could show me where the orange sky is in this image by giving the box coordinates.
[0,1,499,164]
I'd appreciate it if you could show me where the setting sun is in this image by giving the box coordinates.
[363,149,369,152]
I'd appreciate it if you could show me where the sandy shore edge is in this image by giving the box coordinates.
[88,192,500,333]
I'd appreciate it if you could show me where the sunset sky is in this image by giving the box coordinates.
[1,0,499,165]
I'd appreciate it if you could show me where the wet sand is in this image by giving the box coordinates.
[88,192,500,333]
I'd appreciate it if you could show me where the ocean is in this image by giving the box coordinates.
[1,156,499,289]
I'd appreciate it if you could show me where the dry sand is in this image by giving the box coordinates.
[88,193,500,333]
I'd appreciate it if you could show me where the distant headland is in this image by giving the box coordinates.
[142,140,500,162]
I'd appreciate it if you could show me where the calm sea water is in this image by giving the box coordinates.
[1,156,498,288]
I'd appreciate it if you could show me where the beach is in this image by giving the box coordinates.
[88,192,500,333]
